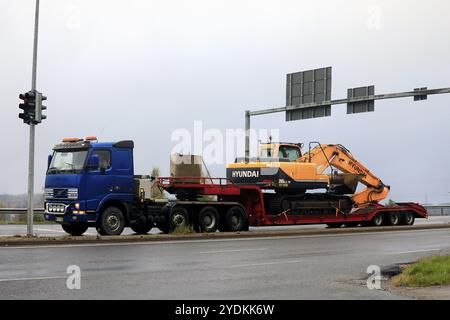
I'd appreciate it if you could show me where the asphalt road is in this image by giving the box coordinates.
[1,216,449,237]
[0,227,449,299]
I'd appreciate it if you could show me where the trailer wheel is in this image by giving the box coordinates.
[62,223,88,236]
[196,206,219,233]
[131,223,153,235]
[385,213,400,226]
[400,212,415,226]
[167,207,190,233]
[224,206,247,232]
[370,214,384,227]
[326,223,343,229]
[97,206,125,236]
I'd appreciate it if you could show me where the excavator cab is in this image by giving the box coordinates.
[259,143,303,162]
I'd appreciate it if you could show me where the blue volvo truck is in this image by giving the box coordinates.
[44,137,171,236]
[44,136,250,236]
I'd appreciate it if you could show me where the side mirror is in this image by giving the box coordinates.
[47,155,52,169]
[87,154,100,171]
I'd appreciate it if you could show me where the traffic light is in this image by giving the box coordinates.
[19,90,47,125]
[19,91,36,125]
[35,91,47,123]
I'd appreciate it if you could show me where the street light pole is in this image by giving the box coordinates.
[27,0,40,237]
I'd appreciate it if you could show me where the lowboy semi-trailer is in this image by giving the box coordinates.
[44,137,427,236]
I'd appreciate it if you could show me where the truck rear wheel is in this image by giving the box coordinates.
[196,206,219,233]
[168,207,190,233]
[97,206,125,236]
[400,212,415,226]
[224,206,247,232]
[62,223,88,236]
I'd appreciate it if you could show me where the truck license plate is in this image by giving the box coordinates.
[56,217,63,222]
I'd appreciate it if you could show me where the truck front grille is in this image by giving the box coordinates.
[44,188,78,200]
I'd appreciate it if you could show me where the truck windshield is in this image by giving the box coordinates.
[47,150,88,174]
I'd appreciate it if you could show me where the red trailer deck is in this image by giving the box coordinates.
[157,177,428,230]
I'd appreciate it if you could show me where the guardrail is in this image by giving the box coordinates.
[423,205,450,216]
[0,206,449,216]
[0,208,45,214]
[0,208,46,223]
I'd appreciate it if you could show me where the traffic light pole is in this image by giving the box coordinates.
[27,0,40,237]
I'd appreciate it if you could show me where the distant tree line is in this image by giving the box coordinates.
[0,194,44,208]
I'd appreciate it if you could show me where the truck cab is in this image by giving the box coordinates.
[44,137,136,235]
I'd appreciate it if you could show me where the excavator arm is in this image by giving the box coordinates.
[298,144,390,206]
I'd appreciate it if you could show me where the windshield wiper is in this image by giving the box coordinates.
[47,167,61,174]
[47,167,80,174]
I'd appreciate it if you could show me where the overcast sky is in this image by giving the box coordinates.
[1,0,450,204]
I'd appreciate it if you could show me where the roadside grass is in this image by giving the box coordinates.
[172,224,196,234]
[392,255,450,287]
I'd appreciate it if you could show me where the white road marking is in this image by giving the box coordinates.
[0,276,65,282]
[35,228,66,233]
[0,228,448,250]
[35,228,97,235]
[390,249,442,255]
[230,260,303,268]
[199,248,267,254]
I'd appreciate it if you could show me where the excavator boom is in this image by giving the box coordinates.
[298,144,390,206]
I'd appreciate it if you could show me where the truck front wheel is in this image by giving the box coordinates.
[62,223,88,236]
[97,206,125,236]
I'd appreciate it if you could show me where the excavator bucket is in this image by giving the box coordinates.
[329,173,361,195]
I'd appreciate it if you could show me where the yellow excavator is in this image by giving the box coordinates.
[226,141,390,214]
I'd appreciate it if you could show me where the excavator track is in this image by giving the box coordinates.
[265,193,353,216]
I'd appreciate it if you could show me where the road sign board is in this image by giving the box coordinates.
[414,87,428,101]
[286,67,332,121]
[347,85,375,114]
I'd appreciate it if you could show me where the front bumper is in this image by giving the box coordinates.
[44,212,96,224]
[44,201,96,224]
